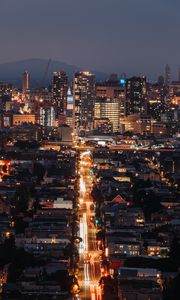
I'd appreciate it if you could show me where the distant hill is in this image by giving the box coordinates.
[0,58,108,88]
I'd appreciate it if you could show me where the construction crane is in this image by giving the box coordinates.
[40,58,52,89]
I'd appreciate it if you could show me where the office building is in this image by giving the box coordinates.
[57,124,73,142]
[94,97,120,132]
[96,78,125,119]
[22,71,29,93]
[52,71,68,118]
[73,71,95,134]
[146,83,165,120]
[125,77,146,116]
[12,114,36,126]
[39,106,55,127]
[121,113,151,134]
[66,87,74,128]
[94,118,113,134]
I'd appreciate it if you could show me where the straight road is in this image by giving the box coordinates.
[77,151,102,300]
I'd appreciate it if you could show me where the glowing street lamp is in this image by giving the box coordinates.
[105,247,109,257]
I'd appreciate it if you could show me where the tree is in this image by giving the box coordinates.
[13,184,30,214]
[16,168,32,181]
[3,237,15,260]
[33,162,46,182]
[169,236,180,262]
[14,216,28,234]
[64,243,72,258]
[132,186,163,220]
[163,274,180,300]
[96,229,105,241]
[33,197,41,212]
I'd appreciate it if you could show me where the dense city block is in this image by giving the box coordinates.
[0,67,179,300]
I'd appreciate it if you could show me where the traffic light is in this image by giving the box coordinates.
[95,219,99,225]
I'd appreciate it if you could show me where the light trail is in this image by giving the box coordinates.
[79,222,84,254]
[80,150,91,159]
[80,177,86,195]
[77,151,101,300]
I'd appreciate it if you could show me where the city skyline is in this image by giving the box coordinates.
[0,0,180,80]
[0,1,180,299]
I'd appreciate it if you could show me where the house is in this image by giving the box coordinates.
[118,267,162,300]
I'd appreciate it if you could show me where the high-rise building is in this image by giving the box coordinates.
[94,118,113,134]
[94,97,120,132]
[178,66,180,82]
[52,71,68,117]
[66,87,74,128]
[96,78,125,119]
[73,71,95,134]
[22,71,29,93]
[146,83,165,120]
[125,77,146,116]
[39,106,55,127]
[165,64,171,86]
[0,81,12,101]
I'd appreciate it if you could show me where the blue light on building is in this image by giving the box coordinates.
[120,79,125,85]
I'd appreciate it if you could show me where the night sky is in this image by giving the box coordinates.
[0,0,180,80]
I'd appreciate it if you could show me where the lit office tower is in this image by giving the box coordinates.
[52,71,68,117]
[66,87,74,128]
[73,71,95,134]
[22,71,29,93]
[165,64,171,86]
[96,77,126,120]
[94,97,120,132]
[125,77,146,116]
[39,106,55,127]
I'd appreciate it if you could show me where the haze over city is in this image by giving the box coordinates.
[0,1,180,300]
[0,0,180,79]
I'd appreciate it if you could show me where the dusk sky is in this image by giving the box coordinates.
[0,0,180,80]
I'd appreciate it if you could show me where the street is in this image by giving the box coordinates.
[77,151,102,300]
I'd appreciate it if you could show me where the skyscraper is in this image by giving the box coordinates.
[94,97,120,132]
[22,71,29,93]
[73,71,95,134]
[96,78,125,119]
[39,106,55,127]
[52,71,68,118]
[165,64,171,86]
[66,87,74,128]
[125,77,146,116]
